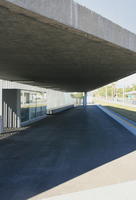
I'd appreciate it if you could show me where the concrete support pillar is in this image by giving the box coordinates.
[2,89,21,129]
[83,92,87,107]
[0,86,3,133]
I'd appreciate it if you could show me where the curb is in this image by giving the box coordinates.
[97,105,136,136]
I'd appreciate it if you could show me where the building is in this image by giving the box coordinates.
[0,80,74,133]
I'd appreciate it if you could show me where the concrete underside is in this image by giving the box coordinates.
[1,0,136,92]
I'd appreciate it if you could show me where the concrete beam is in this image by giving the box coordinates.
[0,0,136,92]
[6,0,136,52]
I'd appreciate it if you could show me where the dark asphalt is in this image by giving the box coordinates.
[0,106,136,200]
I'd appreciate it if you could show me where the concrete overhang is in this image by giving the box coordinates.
[0,0,136,92]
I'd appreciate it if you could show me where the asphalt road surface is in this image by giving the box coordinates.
[0,106,136,200]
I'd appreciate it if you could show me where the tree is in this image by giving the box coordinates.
[71,93,84,99]
[71,93,84,105]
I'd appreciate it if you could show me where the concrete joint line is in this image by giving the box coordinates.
[97,105,136,136]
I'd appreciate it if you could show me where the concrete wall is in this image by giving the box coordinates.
[46,89,74,111]
[0,79,74,132]
[0,79,46,132]
[7,0,136,52]
[3,89,21,128]
[1,80,46,92]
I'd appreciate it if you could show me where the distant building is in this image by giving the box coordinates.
[0,80,74,133]
[125,91,136,100]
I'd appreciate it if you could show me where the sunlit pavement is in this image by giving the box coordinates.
[29,151,136,199]
[0,106,136,200]
[44,181,136,200]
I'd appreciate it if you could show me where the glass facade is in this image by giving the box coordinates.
[21,90,47,123]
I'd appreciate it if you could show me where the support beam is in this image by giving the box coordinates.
[1,0,136,92]
[83,92,87,107]
[0,82,3,133]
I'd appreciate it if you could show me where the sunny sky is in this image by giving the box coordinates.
[116,74,136,88]
[75,0,136,87]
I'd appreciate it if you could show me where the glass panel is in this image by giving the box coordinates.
[21,90,47,123]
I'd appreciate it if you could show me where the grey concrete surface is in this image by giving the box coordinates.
[45,181,136,200]
[46,89,74,111]
[0,106,136,200]
[3,89,21,128]
[0,0,136,91]
[6,0,136,51]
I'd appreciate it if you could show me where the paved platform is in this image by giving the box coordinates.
[0,106,136,200]
[45,181,136,200]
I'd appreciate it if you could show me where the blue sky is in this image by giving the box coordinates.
[75,0,136,34]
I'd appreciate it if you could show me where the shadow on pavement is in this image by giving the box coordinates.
[0,106,136,200]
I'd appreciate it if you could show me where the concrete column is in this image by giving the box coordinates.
[0,85,3,133]
[2,89,21,129]
[83,92,87,107]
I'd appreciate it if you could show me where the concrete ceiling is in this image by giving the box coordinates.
[0,0,136,92]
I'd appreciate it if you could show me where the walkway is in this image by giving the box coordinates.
[0,106,136,200]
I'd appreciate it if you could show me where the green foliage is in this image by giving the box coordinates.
[96,87,106,97]
[116,88,123,97]
[125,84,136,92]
[71,93,84,99]
[107,85,114,97]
